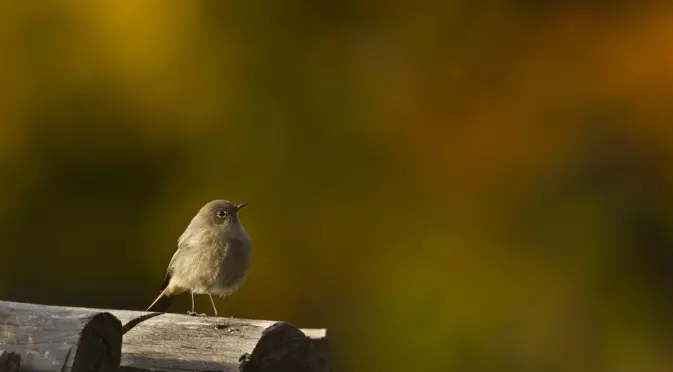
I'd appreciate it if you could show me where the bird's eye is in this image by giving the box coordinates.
[216,209,228,218]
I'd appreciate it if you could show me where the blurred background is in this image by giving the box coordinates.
[1,1,673,371]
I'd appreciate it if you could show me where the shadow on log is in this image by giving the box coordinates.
[0,350,20,372]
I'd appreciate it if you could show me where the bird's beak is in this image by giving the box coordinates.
[236,202,248,211]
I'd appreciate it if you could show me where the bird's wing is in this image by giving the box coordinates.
[159,268,172,291]
[159,246,181,290]
[160,228,195,290]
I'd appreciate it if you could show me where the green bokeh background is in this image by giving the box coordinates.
[2,1,673,371]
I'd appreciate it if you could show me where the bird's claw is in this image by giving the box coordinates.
[186,311,208,317]
[186,311,207,317]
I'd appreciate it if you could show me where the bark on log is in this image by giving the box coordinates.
[0,301,122,372]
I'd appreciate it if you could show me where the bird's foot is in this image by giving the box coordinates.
[186,311,210,317]
[186,311,207,317]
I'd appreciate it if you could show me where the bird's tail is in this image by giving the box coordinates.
[147,286,174,312]
[121,286,175,335]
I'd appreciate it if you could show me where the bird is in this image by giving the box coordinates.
[146,200,252,317]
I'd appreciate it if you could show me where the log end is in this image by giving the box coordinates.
[72,312,122,372]
[0,350,20,372]
[239,322,332,372]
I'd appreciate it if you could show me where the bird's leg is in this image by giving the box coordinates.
[187,291,197,316]
[208,294,219,317]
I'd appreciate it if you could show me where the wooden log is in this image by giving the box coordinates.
[111,309,331,372]
[0,301,331,372]
[0,301,122,372]
[238,322,332,372]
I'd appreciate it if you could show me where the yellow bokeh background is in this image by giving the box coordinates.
[1,2,673,371]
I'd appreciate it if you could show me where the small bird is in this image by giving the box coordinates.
[147,200,252,317]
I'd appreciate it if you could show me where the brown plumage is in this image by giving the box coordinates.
[147,200,252,316]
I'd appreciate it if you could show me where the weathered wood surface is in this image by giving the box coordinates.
[0,301,331,372]
[112,309,331,372]
[0,301,121,372]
